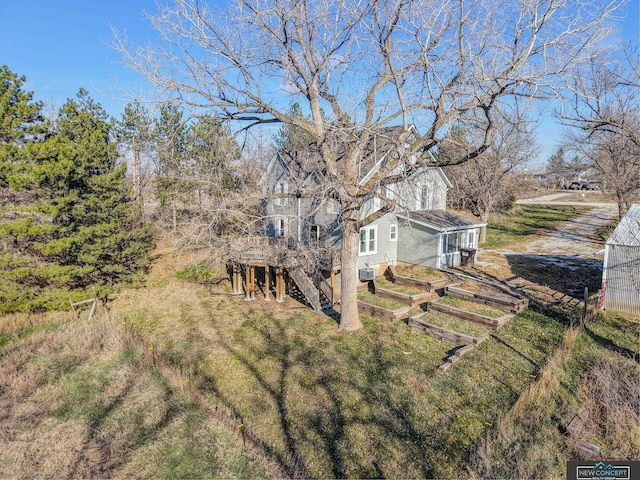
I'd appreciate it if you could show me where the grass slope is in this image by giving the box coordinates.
[471,312,640,478]
[1,205,637,478]
[110,254,569,478]
[0,311,264,479]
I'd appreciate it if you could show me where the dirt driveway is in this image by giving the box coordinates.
[477,197,618,299]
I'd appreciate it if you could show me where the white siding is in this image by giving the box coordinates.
[357,213,399,271]
[602,244,640,315]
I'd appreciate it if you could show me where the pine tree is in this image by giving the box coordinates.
[117,101,153,201]
[188,115,240,196]
[0,80,154,312]
[154,104,189,226]
[0,65,48,188]
[273,102,314,153]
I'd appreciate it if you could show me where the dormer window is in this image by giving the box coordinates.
[275,181,288,206]
[326,199,339,214]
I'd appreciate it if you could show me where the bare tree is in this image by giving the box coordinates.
[442,115,537,236]
[560,45,640,218]
[113,0,622,331]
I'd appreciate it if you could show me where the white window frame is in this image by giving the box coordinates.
[389,224,398,242]
[275,217,287,237]
[275,181,288,206]
[309,224,321,247]
[466,229,476,249]
[359,225,377,256]
[326,199,339,215]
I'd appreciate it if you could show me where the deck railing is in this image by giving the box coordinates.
[231,235,341,270]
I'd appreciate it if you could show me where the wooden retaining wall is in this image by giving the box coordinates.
[386,266,448,292]
[426,301,512,329]
[438,336,490,372]
[358,300,410,322]
[446,286,528,313]
[408,315,479,346]
[373,282,432,308]
[408,314,490,371]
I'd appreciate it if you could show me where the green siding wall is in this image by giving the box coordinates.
[397,221,441,268]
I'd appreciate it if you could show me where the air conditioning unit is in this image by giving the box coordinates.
[359,267,375,281]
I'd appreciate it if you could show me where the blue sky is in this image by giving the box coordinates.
[1,0,638,166]
[0,0,160,114]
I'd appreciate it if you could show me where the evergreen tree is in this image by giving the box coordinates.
[0,65,48,188]
[273,102,314,152]
[545,147,568,187]
[116,101,154,201]
[188,115,240,194]
[154,104,188,225]
[0,80,154,312]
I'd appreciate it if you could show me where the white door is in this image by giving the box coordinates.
[442,233,459,267]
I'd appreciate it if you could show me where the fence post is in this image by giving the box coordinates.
[581,287,588,327]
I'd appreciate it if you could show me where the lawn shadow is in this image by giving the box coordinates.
[196,302,445,478]
[505,254,602,298]
[584,324,640,363]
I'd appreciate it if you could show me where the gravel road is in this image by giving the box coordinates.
[477,195,619,297]
[512,193,618,257]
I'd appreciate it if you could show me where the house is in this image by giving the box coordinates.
[259,125,486,276]
[601,204,640,315]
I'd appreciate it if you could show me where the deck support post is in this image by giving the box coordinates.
[232,263,243,295]
[245,265,256,301]
[264,266,271,301]
[275,266,285,302]
[250,265,256,300]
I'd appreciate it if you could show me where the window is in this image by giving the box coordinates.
[444,232,459,254]
[326,199,339,214]
[419,186,430,210]
[466,230,476,248]
[309,225,321,247]
[359,226,377,255]
[275,181,288,206]
[275,217,287,237]
[389,224,397,242]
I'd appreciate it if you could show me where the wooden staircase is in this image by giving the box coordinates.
[281,257,340,314]
[287,267,321,311]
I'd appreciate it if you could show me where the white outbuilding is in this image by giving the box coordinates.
[601,204,640,315]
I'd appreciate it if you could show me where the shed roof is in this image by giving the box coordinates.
[397,210,486,232]
[606,204,640,246]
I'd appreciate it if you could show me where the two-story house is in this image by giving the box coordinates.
[259,125,486,278]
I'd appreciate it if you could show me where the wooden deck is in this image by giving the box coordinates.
[230,236,341,271]
[228,236,341,312]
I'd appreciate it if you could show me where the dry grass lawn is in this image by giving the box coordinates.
[101,244,571,478]
[0,307,265,479]
[1,228,637,478]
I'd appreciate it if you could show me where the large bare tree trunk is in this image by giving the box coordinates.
[338,212,363,331]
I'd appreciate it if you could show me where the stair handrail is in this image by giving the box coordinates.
[317,275,334,306]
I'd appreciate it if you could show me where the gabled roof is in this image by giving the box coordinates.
[357,125,417,182]
[606,204,640,246]
[258,152,289,188]
[261,125,428,187]
[397,210,486,232]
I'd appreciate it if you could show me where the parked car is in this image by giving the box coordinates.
[566,181,597,190]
